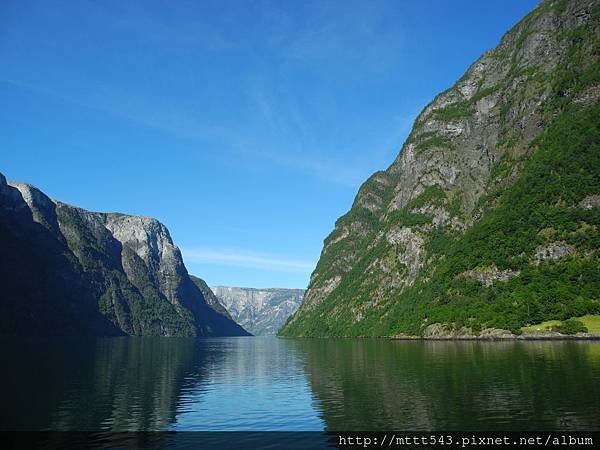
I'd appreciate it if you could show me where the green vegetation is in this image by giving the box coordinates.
[489,154,516,183]
[470,85,499,103]
[523,315,600,334]
[56,206,200,337]
[553,319,588,335]
[280,3,600,339]
[429,83,498,124]
[406,185,446,210]
[579,315,600,333]
[415,134,455,152]
[446,192,463,218]
[386,210,432,227]
[281,103,600,338]
[545,25,600,114]
[433,101,474,121]
[409,104,599,334]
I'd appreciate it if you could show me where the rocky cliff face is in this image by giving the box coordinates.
[281,0,600,337]
[211,286,304,335]
[0,173,249,337]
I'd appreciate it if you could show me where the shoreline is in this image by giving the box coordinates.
[390,333,600,341]
[278,333,600,341]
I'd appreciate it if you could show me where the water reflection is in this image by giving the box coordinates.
[171,337,323,430]
[2,337,600,432]
[293,339,600,431]
[2,337,209,431]
[0,336,323,431]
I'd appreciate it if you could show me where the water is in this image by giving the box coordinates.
[2,337,600,431]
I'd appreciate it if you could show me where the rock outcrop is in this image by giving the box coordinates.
[0,173,249,337]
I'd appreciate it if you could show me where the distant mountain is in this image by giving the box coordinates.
[211,286,304,335]
[0,172,249,337]
[281,0,600,337]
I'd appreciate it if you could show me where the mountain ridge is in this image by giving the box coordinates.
[211,285,304,335]
[0,172,249,337]
[280,0,600,338]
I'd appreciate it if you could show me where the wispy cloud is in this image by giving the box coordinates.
[1,0,411,188]
[2,78,371,187]
[242,80,391,187]
[182,248,316,273]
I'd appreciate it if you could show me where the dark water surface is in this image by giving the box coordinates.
[2,337,600,431]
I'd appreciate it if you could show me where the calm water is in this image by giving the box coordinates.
[2,337,600,431]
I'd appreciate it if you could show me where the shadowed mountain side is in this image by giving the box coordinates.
[0,172,249,337]
[0,175,123,336]
[190,275,233,320]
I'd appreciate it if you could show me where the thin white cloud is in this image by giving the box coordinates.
[182,248,316,273]
[243,81,390,187]
[1,0,411,188]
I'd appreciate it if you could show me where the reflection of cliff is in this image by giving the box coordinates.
[294,340,600,431]
[2,338,213,431]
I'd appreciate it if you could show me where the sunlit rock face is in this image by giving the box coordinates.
[211,286,304,335]
[281,0,600,337]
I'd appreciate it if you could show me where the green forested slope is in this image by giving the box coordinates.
[281,0,600,337]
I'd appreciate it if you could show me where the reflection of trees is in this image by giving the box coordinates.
[293,339,600,431]
[2,337,211,431]
[4,338,600,433]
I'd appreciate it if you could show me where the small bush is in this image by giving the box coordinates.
[552,319,588,335]
[434,102,474,121]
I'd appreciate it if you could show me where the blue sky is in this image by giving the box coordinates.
[0,0,538,288]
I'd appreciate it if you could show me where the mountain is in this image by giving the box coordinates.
[280,0,600,338]
[189,275,235,321]
[211,286,304,335]
[0,172,249,337]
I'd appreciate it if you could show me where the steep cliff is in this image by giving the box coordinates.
[189,275,235,320]
[211,286,304,335]
[0,173,249,337]
[281,0,600,337]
